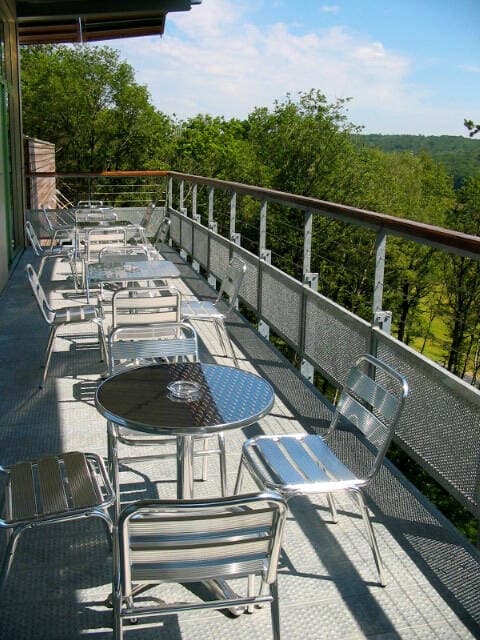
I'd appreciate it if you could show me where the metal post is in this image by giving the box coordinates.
[300,210,318,383]
[207,187,217,287]
[230,191,240,245]
[191,184,201,272]
[372,230,392,334]
[179,180,185,214]
[167,177,173,211]
[258,199,270,340]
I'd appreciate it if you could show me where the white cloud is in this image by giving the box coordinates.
[459,64,480,73]
[111,0,468,134]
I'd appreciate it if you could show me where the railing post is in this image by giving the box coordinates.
[372,230,392,334]
[167,176,173,211]
[258,199,270,340]
[179,179,186,215]
[191,183,201,273]
[207,186,217,288]
[300,210,318,383]
[230,191,240,246]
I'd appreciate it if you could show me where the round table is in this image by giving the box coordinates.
[95,362,275,499]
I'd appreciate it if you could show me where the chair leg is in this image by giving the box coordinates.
[108,422,121,522]
[218,433,227,497]
[40,325,59,388]
[270,581,281,640]
[326,494,338,523]
[0,526,23,592]
[353,489,386,587]
[216,318,240,368]
[234,455,246,495]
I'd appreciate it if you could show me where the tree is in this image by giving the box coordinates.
[21,45,173,173]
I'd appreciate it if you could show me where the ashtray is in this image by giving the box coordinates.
[124,264,139,272]
[167,380,201,400]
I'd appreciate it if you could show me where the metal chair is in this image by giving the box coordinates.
[181,256,246,368]
[113,492,287,640]
[25,220,81,287]
[235,354,408,586]
[152,215,171,248]
[0,451,114,591]
[107,322,227,497]
[112,285,181,328]
[75,209,118,224]
[26,263,108,388]
[41,206,76,250]
[96,246,150,304]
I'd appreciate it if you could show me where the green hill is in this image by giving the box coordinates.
[353,134,480,188]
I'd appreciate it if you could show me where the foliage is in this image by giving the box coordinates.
[21,45,174,172]
[354,133,480,189]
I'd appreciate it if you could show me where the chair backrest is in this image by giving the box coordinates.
[25,221,43,256]
[112,286,181,327]
[98,246,148,267]
[118,492,287,591]
[25,263,54,324]
[330,354,408,481]
[216,256,247,312]
[75,210,117,224]
[153,216,171,245]
[77,200,104,209]
[109,322,198,373]
[139,202,155,230]
[85,226,127,262]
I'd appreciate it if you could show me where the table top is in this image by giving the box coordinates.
[87,259,180,283]
[95,362,275,436]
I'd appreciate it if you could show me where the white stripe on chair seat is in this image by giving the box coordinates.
[54,305,99,324]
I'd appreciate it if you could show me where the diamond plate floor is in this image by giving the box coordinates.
[0,248,479,639]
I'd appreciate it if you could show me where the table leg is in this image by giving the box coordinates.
[176,435,194,499]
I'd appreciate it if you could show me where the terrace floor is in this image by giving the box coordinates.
[0,246,479,640]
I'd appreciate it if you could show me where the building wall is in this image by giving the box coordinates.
[24,136,56,209]
[0,0,24,292]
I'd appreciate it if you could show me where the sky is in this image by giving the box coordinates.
[110,0,480,136]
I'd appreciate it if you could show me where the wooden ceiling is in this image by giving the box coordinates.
[16,0,200,44]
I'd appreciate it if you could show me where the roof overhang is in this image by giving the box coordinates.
[16,0,200,45]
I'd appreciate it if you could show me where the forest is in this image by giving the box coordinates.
[21,44,479,542]
[354,133,480,188]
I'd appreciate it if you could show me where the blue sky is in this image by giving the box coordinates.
[111,0,480,135]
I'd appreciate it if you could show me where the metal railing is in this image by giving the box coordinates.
[25,169,480,523]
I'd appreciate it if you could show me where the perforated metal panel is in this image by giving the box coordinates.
[169,210,181,244]
[192,225,208,268]
[181,217,193,255]
[260,264,303,348]
[209,235,230,280]
[304,291,371,387]
[232,246,260,311]
[375,329,480,517]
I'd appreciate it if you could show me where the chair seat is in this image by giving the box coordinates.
[54,304,99,324]
[3,452,113,524]
[181,299,224,319]
[243,434,360,494]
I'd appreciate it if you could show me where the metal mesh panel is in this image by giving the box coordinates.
[261,265,303,348]
[304,292,371,387]
[209,235,230,281]
[192,225,208,268]
[169,210,181,244]
[375,329,480,517]
[181,217,193,255]
[232,246,260,311]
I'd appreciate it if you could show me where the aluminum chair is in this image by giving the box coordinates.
[181,256,246,368]
[152,215,171,251]
[113,492,287,640]
[25,220,81,287]
[112,285,181,328]
[96,246,150,304]
[235,354,408,586]
[107,322,227,497]
[26,263,108,388]
[127,202,155,246]
[0,451,114,591]
[75,209,118,224]
[41,206,76,249]
[84,226,127,264]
